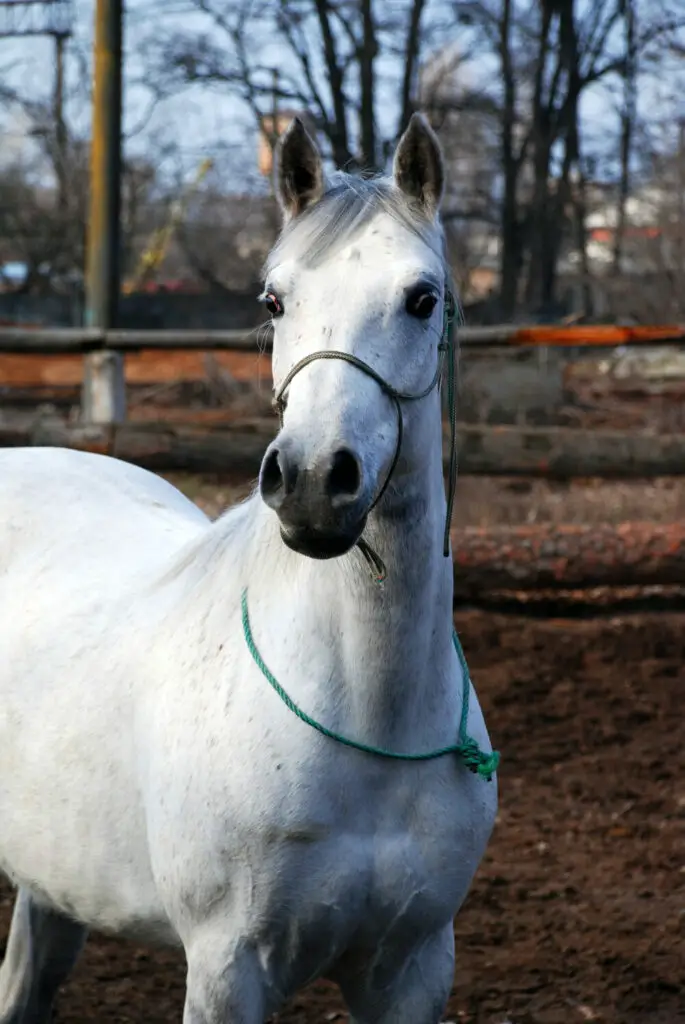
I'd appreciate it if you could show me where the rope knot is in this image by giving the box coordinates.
[458,738,500,782]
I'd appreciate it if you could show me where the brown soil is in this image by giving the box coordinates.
[1,608,683,1024]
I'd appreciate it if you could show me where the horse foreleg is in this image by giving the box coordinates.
[0,888,86,1024]
[340,924,455,1024]
[183,929,267,1024]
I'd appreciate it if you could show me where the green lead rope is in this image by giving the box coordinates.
[241,590,499,782]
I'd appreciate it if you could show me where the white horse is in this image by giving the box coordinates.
[0,114,498,1024]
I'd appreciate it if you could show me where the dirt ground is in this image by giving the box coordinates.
[1,477,683,1023]
[1,609,682,1024]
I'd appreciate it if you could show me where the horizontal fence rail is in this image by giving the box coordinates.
[450,522,685,597]
[0,420,682,479]
[2,323,683,600]
[1,323,685,481]
[1,323,685,353]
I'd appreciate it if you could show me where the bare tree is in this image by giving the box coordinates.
[175,180,281,292]
[451,0,685,318]
[147,0,442,173]
[0,125,89,292]
[419,45,500,302]
[0,95,169,296]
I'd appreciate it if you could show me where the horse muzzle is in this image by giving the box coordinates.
[259,437,369,560]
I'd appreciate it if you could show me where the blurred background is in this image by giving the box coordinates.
[0,3,684,1024]
[1,0,685,323]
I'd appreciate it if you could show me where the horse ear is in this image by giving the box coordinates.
[277,117,324,222]
[393,113,444,217]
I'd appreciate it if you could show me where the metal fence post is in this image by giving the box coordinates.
[82,0,126,425]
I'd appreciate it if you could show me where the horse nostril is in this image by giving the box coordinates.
[260,446,298,509]
[260,448,283,500]
[327,448,362,504]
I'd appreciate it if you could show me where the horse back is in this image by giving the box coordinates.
[0,446,208,584]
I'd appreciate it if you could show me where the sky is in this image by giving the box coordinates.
[0,0,258,179]
[1,0,684,188]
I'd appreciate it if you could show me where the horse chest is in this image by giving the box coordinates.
[252,759,484,939]
[207,761,489,999]
[148,657,496,960]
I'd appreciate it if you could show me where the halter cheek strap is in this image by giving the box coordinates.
[272,291,458,582]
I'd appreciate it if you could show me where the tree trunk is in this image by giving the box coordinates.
[613,0,637,274]
[398,0,427,138]
[523,6,555,312]
[497,0,522,319]
[314,0,353,168]
[499,192,522,320]
[359,0,378,169]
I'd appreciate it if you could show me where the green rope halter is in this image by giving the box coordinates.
[242,589,499,781]
[252,288,500,782]
[272,288,459,584]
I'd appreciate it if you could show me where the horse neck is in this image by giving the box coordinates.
[243,411,456,750]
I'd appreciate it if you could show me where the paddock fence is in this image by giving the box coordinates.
[2,321,685,602]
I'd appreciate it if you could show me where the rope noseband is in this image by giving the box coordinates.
[272,291,459,582]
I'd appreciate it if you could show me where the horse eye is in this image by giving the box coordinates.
[264,292,284,317]
[406,288,438,320]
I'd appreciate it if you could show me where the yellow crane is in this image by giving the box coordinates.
[122,157,214,295]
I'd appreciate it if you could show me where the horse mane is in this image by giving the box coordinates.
[153,489,267,591]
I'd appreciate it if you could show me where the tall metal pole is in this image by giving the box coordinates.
[82,0,125,424]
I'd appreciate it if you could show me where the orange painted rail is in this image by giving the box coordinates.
[507,324,685,347]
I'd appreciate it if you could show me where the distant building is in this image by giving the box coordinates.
[583,186,669,272]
